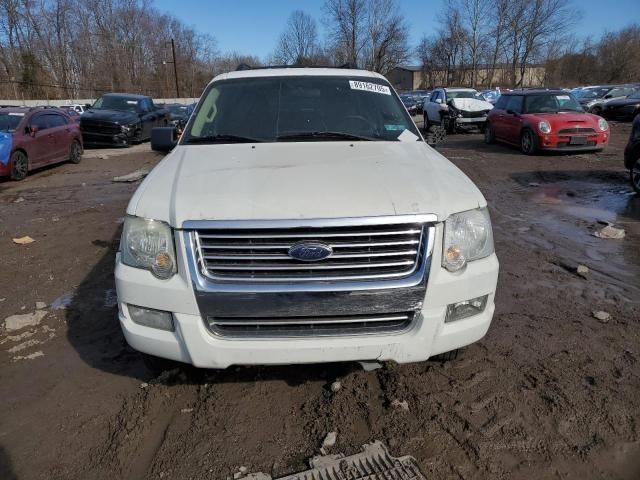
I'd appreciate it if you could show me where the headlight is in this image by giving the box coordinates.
[443,208,494,272]
[538,120,551,134]
[121,216,176,279]
[598,117,608,131]
[120,125,131,133]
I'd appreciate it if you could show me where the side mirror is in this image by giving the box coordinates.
[29,125,38,137]
[151,126,178,153]
[604,94,612,99]
[435,98,443,104]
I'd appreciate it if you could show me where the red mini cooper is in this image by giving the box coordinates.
[0,106,83,180]
[485,90,609,154]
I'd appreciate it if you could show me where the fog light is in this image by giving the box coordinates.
[446,295,488,323]
[128,304,174,331]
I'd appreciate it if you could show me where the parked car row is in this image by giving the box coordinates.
[0,95,196,180]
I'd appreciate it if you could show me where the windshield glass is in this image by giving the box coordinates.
[446,90,477,100]
[574,88,610,99]
[524,94,583,113]
[92,96,140,113]
[0,112,23,132]
[167,105,189,115]
[183,76,419,143]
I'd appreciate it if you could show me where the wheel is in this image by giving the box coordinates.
[445,117,456,134]
[484,122,495,143]
[69,140,82,164]
[431,349,463,362]
[10,150,28,181]
[631,158,640,194]
[425,124,446,147]
[520,129,538,155]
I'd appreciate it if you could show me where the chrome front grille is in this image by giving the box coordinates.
[188,216,432,282]
[207,312,415,337]
[558,127,596,134]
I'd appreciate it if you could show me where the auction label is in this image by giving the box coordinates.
[349,80,391,95]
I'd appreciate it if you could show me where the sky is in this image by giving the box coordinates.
[154,0,640,61]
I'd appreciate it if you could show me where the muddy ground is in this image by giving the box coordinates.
[0,124,639,480]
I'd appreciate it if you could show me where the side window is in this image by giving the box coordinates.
[494,95,508,110]
[506,95,523,113]
[47,114,67,127]
[30,114,49,131]
[430,90,440,102]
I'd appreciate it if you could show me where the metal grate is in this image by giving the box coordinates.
[191,219,428,282]
[207,312,414,337]
[246,441,428,480]
[557,127,596,134]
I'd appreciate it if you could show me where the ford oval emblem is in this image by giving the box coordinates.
[288,242,333,262]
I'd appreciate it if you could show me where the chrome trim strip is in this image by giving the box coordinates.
[182,214,438,230]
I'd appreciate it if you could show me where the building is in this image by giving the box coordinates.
[386,64,547,91]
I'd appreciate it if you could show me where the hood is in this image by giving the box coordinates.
[128,142,486,227]
[449,97,494,112]
[81,109,139,124]
[531,111,600,128]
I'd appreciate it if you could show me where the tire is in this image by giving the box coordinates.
[69,140,82,164]
[431,349,463,362]
[631,158,640,194]
[425,124,446,147]
[484,122,495,144]
[10,150,28,181]
[520,128,538,155]
[445,117,456,134]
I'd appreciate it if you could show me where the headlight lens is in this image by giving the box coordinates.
[443,208,494,272]
[598,117,608,131]
[121,216,176,279]
[538,120,551,134]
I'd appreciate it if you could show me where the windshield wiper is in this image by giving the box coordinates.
[183,134,263,144]
[276,131,376,141]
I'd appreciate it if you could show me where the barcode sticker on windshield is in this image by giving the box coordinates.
[349,80,391,95]
[557,95,570,100]
[126,100,138,104]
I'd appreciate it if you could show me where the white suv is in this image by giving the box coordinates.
[116,67,499,369]
[424,87,493,134]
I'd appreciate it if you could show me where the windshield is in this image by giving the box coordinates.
[446,90,477,100]
[0,112,23,132]
[92,96,140,113]
[524,94,583,113]
[183,76,420,144]
[574,88,611,100]
[167,105,189,115]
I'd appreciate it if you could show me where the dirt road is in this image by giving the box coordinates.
[1,126,639,480]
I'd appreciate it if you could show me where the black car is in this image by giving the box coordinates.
[625,114,640,193]
[80,93,170,146]
[165,103,195,131]
[399,94,419,115]
[601,89,640,122]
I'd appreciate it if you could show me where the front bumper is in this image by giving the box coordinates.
[81,130,134,147]
[537,131,608,152]
[115,224,499,368]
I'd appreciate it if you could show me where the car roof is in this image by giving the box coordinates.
[210,67,386,85]
[0,106,30,113]
[502,89,568,96]
[102,93,147,99]
[443,87,477,92]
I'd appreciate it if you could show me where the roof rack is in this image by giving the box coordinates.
[235,62,358,71]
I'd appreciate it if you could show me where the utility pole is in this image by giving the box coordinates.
[171,38,180,98]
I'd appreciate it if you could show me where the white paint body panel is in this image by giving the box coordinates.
[117,68,499,368]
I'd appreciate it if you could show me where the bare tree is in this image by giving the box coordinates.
[323,0,367,66]
[363,0,410,74]
[273,10,320,65]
